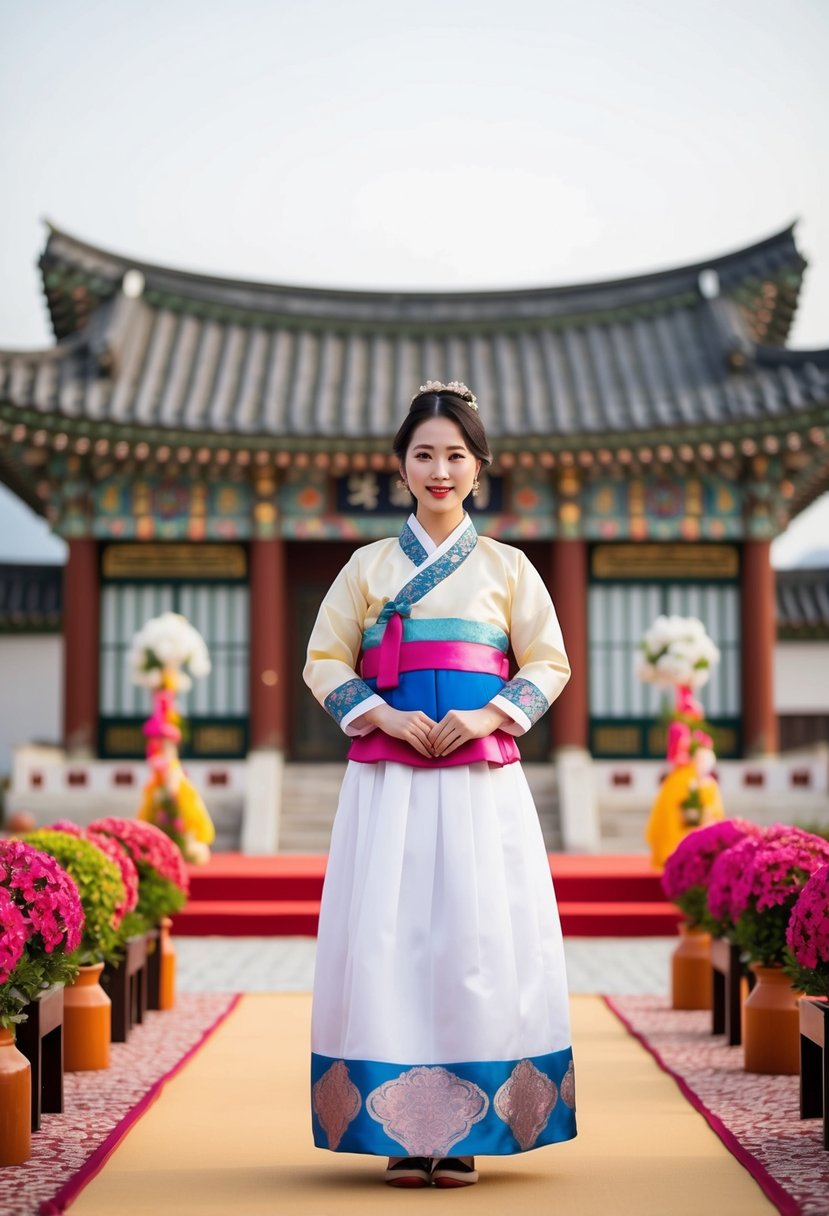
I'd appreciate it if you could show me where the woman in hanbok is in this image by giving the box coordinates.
[303,381,577,1188]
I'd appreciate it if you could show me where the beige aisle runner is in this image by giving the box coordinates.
[73,993,777,1216]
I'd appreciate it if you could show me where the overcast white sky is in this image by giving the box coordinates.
[1,0,828,564]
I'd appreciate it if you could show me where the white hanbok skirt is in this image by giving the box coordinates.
[310,760,577,1157]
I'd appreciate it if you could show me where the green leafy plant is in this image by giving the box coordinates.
[120,869,186,936]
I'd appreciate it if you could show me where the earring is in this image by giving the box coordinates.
[396,478,409,491]
[472,478,480,497]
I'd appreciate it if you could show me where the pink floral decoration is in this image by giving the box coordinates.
[676,686,704,718]
[662,818,760,900]
[0,838,84,954]
[787,863,829,971]
[90,832,140,921]
[666,720,691,766]
[90,818,189,893]
[708,835,764,924]
[0,886,28,983]
[729,825,829,918]
[50,820,140,926]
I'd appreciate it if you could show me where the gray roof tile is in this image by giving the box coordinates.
[776,568,829,634]
[1,223,826,445]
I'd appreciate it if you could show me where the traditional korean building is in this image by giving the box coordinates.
[1,222,828,797]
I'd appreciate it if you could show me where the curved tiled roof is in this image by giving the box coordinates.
[38,222,804,339]
[776,566,829,637]
[0,564,62,631]
[0,222,825,450]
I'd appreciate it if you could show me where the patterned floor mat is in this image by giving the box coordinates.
[1,992,240,1216]
[604,995,829,1216]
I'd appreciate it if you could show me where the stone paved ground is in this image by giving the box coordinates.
[174,935,676,996]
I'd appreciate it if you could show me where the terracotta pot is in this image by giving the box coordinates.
[0,1028,31,1165]
[743,963,802,1075]
[671,923,712,1010]
[63,963,111,1071]
[159,917,176,1011]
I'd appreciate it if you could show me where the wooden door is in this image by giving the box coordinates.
[288,541,358,761]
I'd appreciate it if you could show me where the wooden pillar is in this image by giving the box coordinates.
[63,538,99,755]
[549,539,589,750]
[740,540,778,756]
[249,537,287,750]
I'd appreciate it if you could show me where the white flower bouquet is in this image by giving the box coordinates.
[636,615,720,691]
[129,612,211,691]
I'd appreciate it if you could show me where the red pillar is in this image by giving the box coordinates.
[63,539,99,755]
[549,539,589,750]
[741,540,778,756]
[249,538,287,750]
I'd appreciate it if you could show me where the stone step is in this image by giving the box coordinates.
[601,793,829,837]
[278,761,561,852]
[7,791,244,853]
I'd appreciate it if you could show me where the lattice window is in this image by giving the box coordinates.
[588,582,740,720]
[100,583,249,718]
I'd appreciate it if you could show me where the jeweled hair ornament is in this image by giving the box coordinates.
[413,380,478,412]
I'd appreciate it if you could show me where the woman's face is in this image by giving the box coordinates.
[401,416,481,530]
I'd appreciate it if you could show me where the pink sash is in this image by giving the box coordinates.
[361,640,509,684]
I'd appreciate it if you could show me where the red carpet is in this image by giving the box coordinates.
[604,995,829,1216]
[171,853,680,937]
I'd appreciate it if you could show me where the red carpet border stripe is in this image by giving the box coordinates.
[602,995,823,1216]
[0,992,240,1216]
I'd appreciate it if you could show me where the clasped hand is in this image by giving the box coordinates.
[362,704,510,759]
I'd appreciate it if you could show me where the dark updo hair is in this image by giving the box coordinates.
[392,390,493,466]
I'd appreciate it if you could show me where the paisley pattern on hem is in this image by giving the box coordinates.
[498,677,549,725]
[399,520,430,568]
[312,1060,362,1150]
[494,1059,559,1151]
[560,1059,576,1108]
[324,677,376,724]
[367,1066,489,1156]
[310,1046,577,1156]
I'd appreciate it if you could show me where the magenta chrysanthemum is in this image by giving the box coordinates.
[707,835,763,924]
[729,824,829,919]
[662,818,760,900]
[0,838,84,954]
[787,863,829,971]
[50,819,82,836]
[48,821,140,926]
[0,886,28,983]
[89,832,140,921]
[90,818,189,893]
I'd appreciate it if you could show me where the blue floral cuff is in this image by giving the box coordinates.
[324,678,377,725]
[497,678,549,726]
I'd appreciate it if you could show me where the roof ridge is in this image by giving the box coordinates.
[40,218,803,304]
